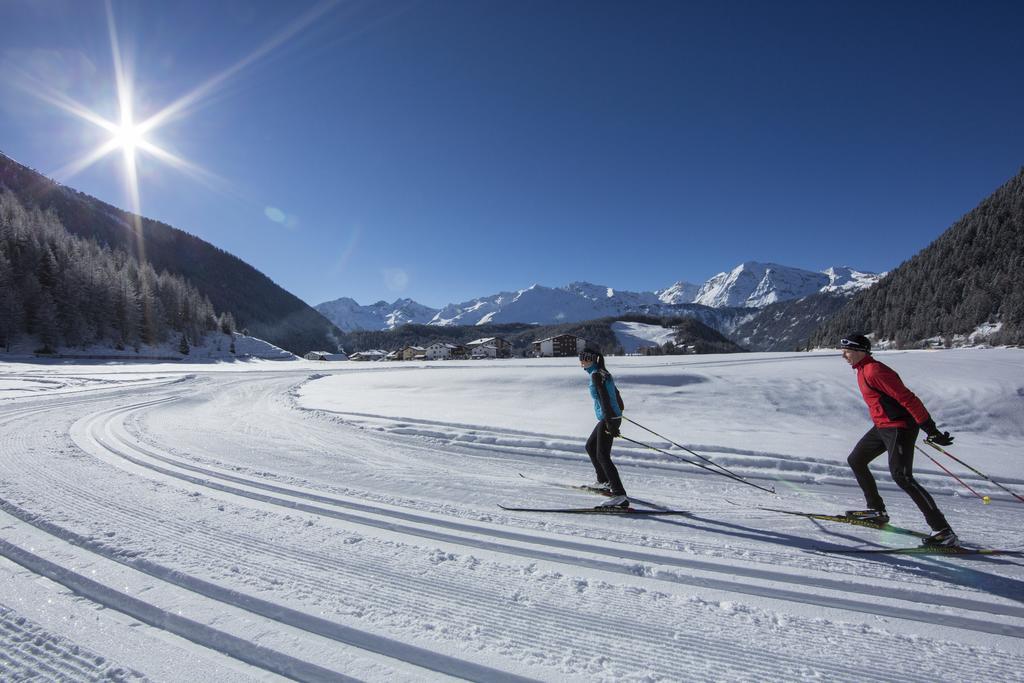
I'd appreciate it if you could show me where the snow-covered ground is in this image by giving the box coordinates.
[611,321,679,353]
[1,349,1022,681]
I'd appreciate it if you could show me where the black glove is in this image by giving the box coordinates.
[603,418,621,437]
[920,418,954,446]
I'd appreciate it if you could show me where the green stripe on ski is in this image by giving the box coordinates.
[817,546,1023,556]
[750,505,930,538]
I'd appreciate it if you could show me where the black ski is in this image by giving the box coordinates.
[745,504,930,538]
[499,504,689,515]
[816,545,1024,556]
[517,473,613,496]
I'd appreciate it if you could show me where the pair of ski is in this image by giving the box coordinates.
[500,474,690,516]
[503,477,1021,555]
[752,505,1023,556]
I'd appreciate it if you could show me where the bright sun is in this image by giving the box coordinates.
[113,123,144,152]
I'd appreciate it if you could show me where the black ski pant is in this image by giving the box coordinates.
[847,426,950,531]
[586,421,626,496]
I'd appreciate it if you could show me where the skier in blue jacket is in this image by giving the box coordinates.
[579,348,629,508]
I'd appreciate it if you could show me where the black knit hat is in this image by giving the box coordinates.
[578,348,601,363]
[838,334,872,353]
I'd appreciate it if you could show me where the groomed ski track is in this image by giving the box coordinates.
[1,362,1023,681]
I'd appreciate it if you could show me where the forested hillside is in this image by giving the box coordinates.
[733,292,850,351]
[0,191,223,352]
[811,168,1024,348]
[0,152,341,354]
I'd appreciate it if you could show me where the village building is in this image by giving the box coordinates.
[470,344,498,359]
[532,334,590,358]
[303,350,348,361]
[349,349,386,361]
[465,337,512,358]
[402,345,426,361]
[424,342,464,360]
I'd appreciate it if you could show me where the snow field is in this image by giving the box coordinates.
[0,350,1022,681]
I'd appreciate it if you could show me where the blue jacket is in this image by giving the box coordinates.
[586,365,622,420]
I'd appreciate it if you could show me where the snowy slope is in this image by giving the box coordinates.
[0,350,1022,681]
[821,265,885,293]
[611,321,680,352]
[4,332,296,361]
[655,280,701,304]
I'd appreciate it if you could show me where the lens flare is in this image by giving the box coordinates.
[8,0,340,228]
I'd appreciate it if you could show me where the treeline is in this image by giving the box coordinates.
[0,191,233,352]
[342,322,538,354]
[341,313,744,355]
[811,167,1024,348]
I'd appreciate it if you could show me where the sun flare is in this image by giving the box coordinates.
[112,123,144,153]
[12,0,338,224]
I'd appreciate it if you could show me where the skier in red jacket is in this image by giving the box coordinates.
[839,334,958,547]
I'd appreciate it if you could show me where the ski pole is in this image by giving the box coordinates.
[924,440,1024,504]
[616,433,777,494]
[915,445,986,501]
[621,415,750,481]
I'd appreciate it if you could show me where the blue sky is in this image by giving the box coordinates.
[2,0,1023,309]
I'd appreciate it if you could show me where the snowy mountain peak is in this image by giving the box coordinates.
[656,280,701,305]
[693,262,824,308]
[316,296,438,332]
[316,261,881,331]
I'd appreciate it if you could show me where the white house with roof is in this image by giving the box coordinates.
[424,342,462,360]
[532,334,589,358]
[470,344,498,359]
[465,337,512,358]
[304,350,348,361]
[402,345,426,361]
[349,349,386,361]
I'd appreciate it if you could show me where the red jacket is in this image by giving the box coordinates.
[853,355,930,429]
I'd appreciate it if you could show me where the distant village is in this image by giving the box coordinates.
[304,333,595,362]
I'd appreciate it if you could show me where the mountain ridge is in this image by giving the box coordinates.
[317,262,881,333]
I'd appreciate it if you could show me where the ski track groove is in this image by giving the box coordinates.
[128,397,992,571]
[2,374,1023,682]
[95,396,1024,629]
[0,440,793,682]
[1,402,538,683]
[1,399,794,681]
[0,604,145,682]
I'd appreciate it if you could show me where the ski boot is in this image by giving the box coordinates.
[922,527,959,548]
[844,509,890,524]
[597,495,629,509]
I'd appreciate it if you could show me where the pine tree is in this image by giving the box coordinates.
[0,252,15,350]
[34,291,60,353]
